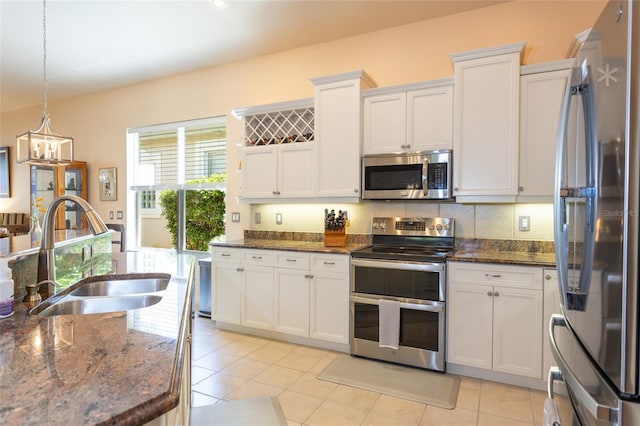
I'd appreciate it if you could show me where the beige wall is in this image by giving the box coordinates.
[0,0,606,242]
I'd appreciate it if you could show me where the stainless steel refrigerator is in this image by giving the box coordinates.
[547,1,640,425]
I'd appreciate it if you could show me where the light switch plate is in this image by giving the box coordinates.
[231,212,241,223]
[519,216,530,231]
[255,212,261,224]
[276,213,283,225]
[117,211,123,220]
[109,211,114,220]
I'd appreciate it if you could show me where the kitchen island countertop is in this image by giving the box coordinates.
[0,251,195,426]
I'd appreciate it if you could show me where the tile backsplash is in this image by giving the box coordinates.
[248,202,554,241]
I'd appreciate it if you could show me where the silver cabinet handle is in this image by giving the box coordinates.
[252,255,262,260]
[485,273,501,278]
[545,274,552,280]
[323,261,335,265]
[304,274,314,279]
[286,258,297,262]
[220,253,231,257]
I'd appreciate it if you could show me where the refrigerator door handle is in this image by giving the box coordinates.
[549,314,619,423]
[554,63,598,311]
[545,367,564,426]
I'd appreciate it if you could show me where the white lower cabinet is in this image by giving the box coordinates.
[213,248,350,346]
[448,262,543,379]
[309,253,350,344]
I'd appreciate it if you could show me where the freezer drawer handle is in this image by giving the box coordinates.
[549,314,619,423]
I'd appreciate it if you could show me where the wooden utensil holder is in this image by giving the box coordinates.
[324,229,346,247]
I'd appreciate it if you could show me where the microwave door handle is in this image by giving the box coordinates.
[423,157,430,196]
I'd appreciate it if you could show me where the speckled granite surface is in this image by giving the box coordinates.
[451,238,557,267]
[212,233,557,267]
[0,251,195,426]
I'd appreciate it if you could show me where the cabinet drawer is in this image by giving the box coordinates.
[310,253,349,274]
[448,262,542,290]
[243,250,274,266]
[274,251,310,270]
[212,248,242,263]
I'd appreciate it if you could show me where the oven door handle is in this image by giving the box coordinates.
[351,258,445,273]
[350,295,444,313]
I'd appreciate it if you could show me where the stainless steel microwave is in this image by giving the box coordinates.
[361,150,453,200]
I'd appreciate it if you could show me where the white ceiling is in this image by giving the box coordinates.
[0,0,507,113]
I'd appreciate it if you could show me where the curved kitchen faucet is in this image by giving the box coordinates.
[38,195,109,285]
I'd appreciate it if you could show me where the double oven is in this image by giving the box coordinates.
[350,217,454,372]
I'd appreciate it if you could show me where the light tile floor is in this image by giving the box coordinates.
[191,317,573,426]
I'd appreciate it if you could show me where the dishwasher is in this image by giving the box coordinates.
[198,257,212,318]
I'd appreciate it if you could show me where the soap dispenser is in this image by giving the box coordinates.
[0,258,14,318]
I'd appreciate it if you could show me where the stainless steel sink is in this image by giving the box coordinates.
[70,274,170,297]
[34,294,163,317]
[30,272,171,318]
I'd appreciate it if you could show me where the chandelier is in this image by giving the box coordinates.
[17,0,73,165]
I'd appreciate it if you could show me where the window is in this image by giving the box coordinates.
[127,116,227,252]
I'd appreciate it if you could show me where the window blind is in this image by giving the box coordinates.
[129,116,226,191]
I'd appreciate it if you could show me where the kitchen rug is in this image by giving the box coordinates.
[317,355,460,409]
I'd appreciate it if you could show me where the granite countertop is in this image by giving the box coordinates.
[211,237,557,268]
[0,251,195,426]
[210,238,369,255]
[449,249,557,267]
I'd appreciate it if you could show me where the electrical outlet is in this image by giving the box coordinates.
[117,211,123,220]
[519,216,530,232]
[231,212,241,223]
[276,213,283,225]
[109,211,114,220]
[255,212,261,224]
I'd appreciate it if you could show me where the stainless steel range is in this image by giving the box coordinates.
[350,217,454,372]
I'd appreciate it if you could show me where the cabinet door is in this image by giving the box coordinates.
[492,286,543,378]
[242,265,274,330]
[542,269,560,383]
[278,142,314,198]
[407,85,453,151]
[212,263,243,324]
[452,51,521,200]
[314,78,363,198]
[309,272,349,344]
[519,69,570,199]
[447,282,494,370]
[363,92,406,155]
[56,161,88,229]
[274,268,310,336]
[242,145,278,198]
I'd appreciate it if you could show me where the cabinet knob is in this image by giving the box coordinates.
[304,274,314,279]
[252,256,262,260]
[236,267,244,272]
[493,291,500,297]
[354,188,359,193]
[545,274,552,280]
[487,291,493,296]
[272,191,278,195]
[454,187,459,191]
[519,186,525,191]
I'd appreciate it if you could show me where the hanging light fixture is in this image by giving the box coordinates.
[17,0,73,165]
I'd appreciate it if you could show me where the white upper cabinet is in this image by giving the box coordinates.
[450,42,525,203]
[234,99,315,201]
[312,70,375,199]
[518,61,572,201]
[363,79,453,155]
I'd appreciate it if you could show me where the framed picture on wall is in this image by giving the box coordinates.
[0,146,10,198]
[99,167,117,201]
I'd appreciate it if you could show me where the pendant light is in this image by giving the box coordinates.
[17,0,73,165]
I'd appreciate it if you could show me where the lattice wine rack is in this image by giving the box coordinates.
[244,107,314,146]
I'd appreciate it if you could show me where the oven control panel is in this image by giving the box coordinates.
[371,217,454,237]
